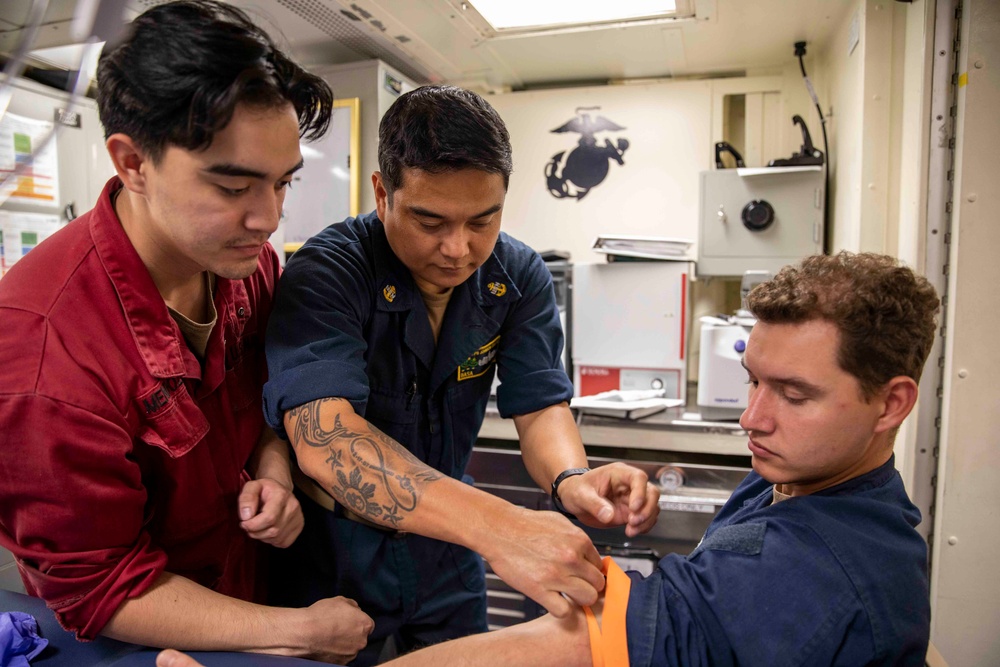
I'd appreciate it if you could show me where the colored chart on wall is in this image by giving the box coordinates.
[0,113,60,206]
[0,211,61,276]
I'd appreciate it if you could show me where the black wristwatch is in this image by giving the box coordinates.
[551,467,590,516]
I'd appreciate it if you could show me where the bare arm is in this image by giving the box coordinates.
[515,403,660,537]
[157,608,593,667]
[285,397,606,615]
[104,571,373,664]
[385,609,593,667]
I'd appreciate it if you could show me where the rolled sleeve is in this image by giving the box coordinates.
[263,239,374,439]
[0,395,167,639]
[494,251,573,418]
[263,359,370,437]
[496,369,573,418]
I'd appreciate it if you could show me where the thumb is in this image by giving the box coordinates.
[238,480,262,521]
[568,483,615,524]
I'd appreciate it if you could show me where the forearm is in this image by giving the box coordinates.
[385,610,592,667]
[246,425,292,487]
[285,397,517,547]
[102,572,307,656]
[515,403,588,491]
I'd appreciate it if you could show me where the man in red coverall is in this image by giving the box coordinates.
[0,2,372,663]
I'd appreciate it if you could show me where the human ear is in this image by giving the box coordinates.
[105,134,149,195]
[874,376,919,434]
[373,171,389,220]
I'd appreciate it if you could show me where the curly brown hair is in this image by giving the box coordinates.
[746,252,940,400]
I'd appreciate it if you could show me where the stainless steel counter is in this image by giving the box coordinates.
[479,404,750,457]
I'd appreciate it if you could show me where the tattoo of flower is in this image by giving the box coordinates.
[336,467,383,518]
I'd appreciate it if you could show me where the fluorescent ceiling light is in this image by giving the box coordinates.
[469,0,678,31]
[27,43,104,83]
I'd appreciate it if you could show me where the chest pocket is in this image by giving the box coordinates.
[135,380,210,458]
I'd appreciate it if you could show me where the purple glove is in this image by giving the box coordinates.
[1,612,48,667]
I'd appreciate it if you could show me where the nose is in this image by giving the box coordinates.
[245,188,282,235]
[739,384,773,434]
[439,226,470,261]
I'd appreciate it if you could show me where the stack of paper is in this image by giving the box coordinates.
[591,235,694,261]
[570,389,684,420]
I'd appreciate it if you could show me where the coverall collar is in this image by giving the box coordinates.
[367,216,524,393]
[88,177,249,389]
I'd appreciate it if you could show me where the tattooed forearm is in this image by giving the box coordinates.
[288,397,352,448]
[287,397,443,528]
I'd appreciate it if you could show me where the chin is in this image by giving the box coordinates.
[212,259,260,281]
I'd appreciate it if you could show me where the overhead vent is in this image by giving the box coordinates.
[133,0,431,84]
[275,0,430,83]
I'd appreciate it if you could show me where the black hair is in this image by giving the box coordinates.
[377,85,513,203]
[96,0,333,162]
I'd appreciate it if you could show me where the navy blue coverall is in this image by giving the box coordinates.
[624,456,930,666]
[263,211,573,664]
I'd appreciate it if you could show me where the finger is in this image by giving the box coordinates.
[238,481,262,521]
[558,573,605,608]
[536,590,574,618]
[626,469,651,513]
[625,485,661,536]
[572,544,606,593]
[240,507,278,533]
[157,649,202,667]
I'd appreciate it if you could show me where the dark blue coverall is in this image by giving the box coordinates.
[263,211,573,665]
[625,456,930,666]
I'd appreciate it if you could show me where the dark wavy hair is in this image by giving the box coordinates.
[746,252,940,400]
[96,0,333,162]
[377,85,513,204]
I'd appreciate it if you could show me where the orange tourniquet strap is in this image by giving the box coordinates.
[584,556,633,667]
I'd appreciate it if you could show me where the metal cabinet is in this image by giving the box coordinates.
[466,444,750,629]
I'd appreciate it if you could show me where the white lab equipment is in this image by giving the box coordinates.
[572,261,690,401]
[696,271,769,420]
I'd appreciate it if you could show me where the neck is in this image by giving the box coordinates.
[779,442,893,497]
[413,274,451,296]
[115,187,207,319]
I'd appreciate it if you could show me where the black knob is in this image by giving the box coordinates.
[741,200,775,231]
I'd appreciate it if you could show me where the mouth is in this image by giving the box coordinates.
[747,437,775,457]
[230,241,267,254]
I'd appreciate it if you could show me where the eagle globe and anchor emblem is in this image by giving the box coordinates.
[545,107,630,201]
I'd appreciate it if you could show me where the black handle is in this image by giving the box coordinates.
[714,141,746,169]
[792,115,816,155]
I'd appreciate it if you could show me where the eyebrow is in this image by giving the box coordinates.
[407,203,503,221]
[741,358,824,395]
[204,159,305,179]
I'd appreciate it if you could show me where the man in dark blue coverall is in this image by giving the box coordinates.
[262,85,661,665]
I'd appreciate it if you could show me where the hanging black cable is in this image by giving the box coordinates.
[794,41,831,253]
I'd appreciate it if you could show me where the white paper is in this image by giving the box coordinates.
[571,389,684,418]
[0,113,60,207]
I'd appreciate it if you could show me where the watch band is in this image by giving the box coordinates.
[551,467,591,516]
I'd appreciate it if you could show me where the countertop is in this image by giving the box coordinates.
[480,401,749,457]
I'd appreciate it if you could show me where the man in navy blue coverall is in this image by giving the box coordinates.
[262,85,661,664]
[162,251,938,665]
